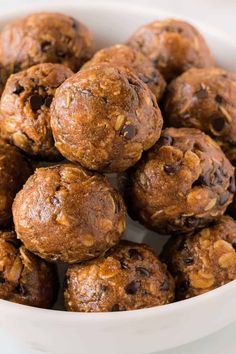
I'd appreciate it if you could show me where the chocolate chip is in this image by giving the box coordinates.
[0,275,5,284]
[159,134,173,146]
[15,284,27,296]
[179,280,189,292]
[63,275,69,289]
[160,281,169,291]
[186,216,199,228]
[124,280,140,294]
[12,81,24,95]
[195,88,208,99]
[111,304,120,311]
[45,95,53,107]
[177,240,188,251]
[56,50,66,58]
[136,267,150,277]
[229,176,236,193]
[51,196,60,206]
[211,117,226,132]
[184,257,194,265]
[219,192,229,205]
[100,284,108,292]
[70,17,79,29]
[128,248,143,260]
[232,243,236,250]
[40,41,51,52]
[120,260,129,270]
[215,95,223,104]
[164,164,180,175]
[121,125,136,140]
[29,94,44,111]
[114,199,121,214]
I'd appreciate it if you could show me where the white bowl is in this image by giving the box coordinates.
[1,1,236,354]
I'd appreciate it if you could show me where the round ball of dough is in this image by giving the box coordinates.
[51,64,163,172]
[161,216,236,300]
[64,241,175,312]
[0,63,73,159]
[0,139,32,227]
[164,67,236,164]
[127,18,214,81]
[124,127,235,235]
[0,12,93,73]
[13,164,126,263]
[82,44,166,101]
[0,230,58,308]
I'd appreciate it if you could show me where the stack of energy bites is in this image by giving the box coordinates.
[0,12,235,312]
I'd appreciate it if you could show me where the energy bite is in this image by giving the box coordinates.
[164,67,236,164]
[13,164,126,263]
[51,64,163,172]
[0,63,73,159]
[0,139,31,227]
[0,12,93,73]
[0,230,58,308]
[127,18,214,81]
[64,241,175,312]
[161,216,236,300]
[124,127,234,235]
[82,44,166,101]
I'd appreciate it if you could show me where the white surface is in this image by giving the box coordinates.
[0,1,236,354]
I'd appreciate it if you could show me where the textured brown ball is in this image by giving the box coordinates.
[164,67,236,164]
[161,216,236,300]
[51,64,163,172]
[82,44,166,101]
[0,63,73,159]
[0,139,31,227]
[64,241,175,312]
[13,164,126,263]
[127,18,214,81]
[0,12,93,73]
[124,127,235,235]
[0,230,58,308]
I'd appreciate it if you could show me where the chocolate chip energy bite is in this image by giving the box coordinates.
[0,139,31,227]
[161,216,236,300]
[82,44,166,101]
[124,128,234,235]
[64,241,175,312]
[164,67,236,164]
[0,230,58,308]
[0,63,73,159]
[13,164,126,264]
[0,12,93,73]
[51,64,163,172]
[128,18,214,81]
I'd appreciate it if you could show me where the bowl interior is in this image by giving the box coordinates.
[0,0,236,313]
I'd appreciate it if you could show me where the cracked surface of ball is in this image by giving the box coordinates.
[128,18,214,81]
[124,127,234,234]
[161,216,236,300]
[64,241,175,312]
[13,164,126,263]
[0,63,73,159]
[51,64,163,172]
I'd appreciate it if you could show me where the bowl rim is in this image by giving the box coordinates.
[1,276,235,322]
[0,0,236,320]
